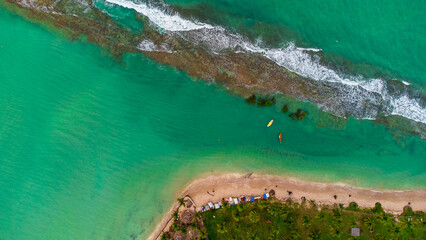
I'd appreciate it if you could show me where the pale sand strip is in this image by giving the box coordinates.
[148,172,426,240]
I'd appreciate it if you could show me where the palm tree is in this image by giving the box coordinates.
[363,216,375,232]
[172,209,179,220]
[171,221,179,231]
[267,207,276,216]
[216,223,228,234]
[316,210,325,221]
[289,230,301,240]
[388,222,400,235]
[302,215,311,227]
[249,211,260,223]
[308,229,320,240]
[181,228,188,236]
[160,232,168,240]
[232,210,240,222]
[177,197,187,207]
[190,219,197,229]
[271,224,280,236]
[198,229,207,240]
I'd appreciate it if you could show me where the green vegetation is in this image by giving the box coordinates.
[245,95,310,122]
[289,108,307,121]
[177,197,188,207]
[265,97,276,106]
[201,198,425,239]
[161,200,207,240]
[282,104,289,113]
[245,94,257,105]
[245,95,275,107]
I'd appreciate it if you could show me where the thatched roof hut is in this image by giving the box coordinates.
[173,231,186,240]
[180,210,194,224]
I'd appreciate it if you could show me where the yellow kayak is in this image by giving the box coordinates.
[267,120,274,127]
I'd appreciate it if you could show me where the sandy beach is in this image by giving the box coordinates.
[149,172,426,240]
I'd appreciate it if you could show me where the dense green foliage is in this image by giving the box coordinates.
[201,198,425,239]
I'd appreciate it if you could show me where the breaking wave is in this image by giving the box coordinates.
[104,0,426,124]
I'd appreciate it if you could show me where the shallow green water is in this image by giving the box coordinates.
[0,4,425,240]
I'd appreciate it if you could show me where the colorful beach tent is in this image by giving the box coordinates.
[208,201,214,209]
[250,196,255,202]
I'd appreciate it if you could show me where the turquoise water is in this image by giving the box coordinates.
[0,3,425,240]
[166,0,426,87]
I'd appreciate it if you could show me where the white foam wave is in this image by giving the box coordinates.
[106,0,426,124]
[297,47,322,52]
[390,95,426,123]
[137,39,173,53]
[104,0,214,31]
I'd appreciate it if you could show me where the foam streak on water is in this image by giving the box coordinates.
[104,0,213,31]
[104,0,426,124]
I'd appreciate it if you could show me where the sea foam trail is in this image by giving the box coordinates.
[104,0,213,31]
[104,0,426,124]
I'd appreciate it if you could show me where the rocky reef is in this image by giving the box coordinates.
[2,0,425,138]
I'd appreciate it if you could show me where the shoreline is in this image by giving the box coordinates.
[148,172,426,240]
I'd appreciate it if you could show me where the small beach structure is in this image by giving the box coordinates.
[180,210,194,224]
[173,231,185,240]
[208,201,214,209]
[263,193,270,199]
[234,197,239,204]
[214,203,220,209]
[241,196,247,203]
[351,228,360,237]
[229,197,233,205]
[218,201,222,207]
